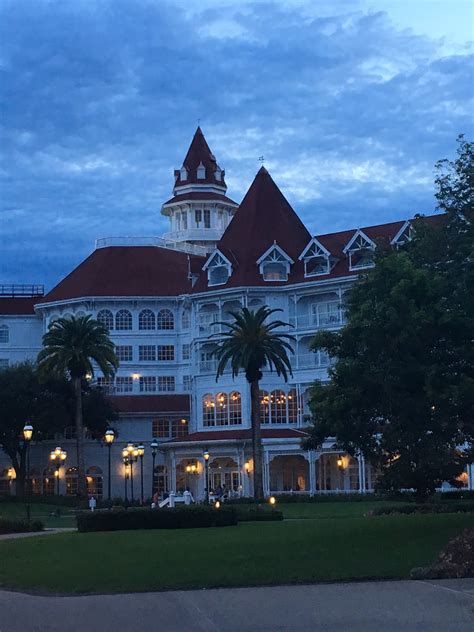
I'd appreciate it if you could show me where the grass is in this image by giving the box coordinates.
[269,500,407,519]
[0,502,76,528]
[0,512,473,594]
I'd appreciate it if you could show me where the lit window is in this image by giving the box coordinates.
[260,390,270,424]
[97,311,114,330]
[158,376,175,392]
[139,309,155,330]
[204,209,211,228]
[216,392,228,425]
[115,310,132,331]
[139,345,156,362]
[157,345,175,361]
[228,391,242,425]
[202,394,215,426]
[157,309,174,330]
[116,377,133,393]
[139,376,156,392]
[115,345,133,362]
[260,389,298,424]
[182,344,191,360]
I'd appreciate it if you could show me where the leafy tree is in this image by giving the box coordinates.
[213,307,294,500]
[304,136,474,499]
[37,315,118,496]
[0,362,117,496]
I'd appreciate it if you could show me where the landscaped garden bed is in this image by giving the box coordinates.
[0,518,44,535]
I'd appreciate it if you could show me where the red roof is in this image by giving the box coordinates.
[174,127,227,190]
[164,428,309,444]
[163,192,238,207]
[0,297,37,315]
[108,395,190,414]
[41,246,205,303]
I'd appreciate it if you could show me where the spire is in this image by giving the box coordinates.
[174,127,226,191]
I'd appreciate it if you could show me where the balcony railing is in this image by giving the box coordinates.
[0,284,44,297]
[198,352,332,374]
[289,309,345,331]
[95,236,208,256]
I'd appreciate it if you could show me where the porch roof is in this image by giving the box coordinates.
[161,427,309,447]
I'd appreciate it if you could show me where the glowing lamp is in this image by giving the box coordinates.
[215,501,221,509]
[23,424,33,441]
[104,429,115,444]
[269,496,276,506]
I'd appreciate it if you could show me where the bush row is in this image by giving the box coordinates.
[370,502,474,516]
[0,518,44,534]
[76,506,238,532]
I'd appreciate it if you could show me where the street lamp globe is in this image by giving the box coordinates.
[150,439,159,454]
[137,445,145,458]
[203,449,210,462]
[104,429,115,445]
[23,424,33,441]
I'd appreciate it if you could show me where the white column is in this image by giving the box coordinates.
[263,451,270,497]
[308,451,316,496]
[468,463,474,490]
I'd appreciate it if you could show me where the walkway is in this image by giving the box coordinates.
[0,528,75,541]
[1,579,473,631]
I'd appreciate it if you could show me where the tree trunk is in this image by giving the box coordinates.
[250,379,264,500]
[74,377,87,497]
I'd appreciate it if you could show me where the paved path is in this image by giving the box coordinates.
[0,528,75,541]
[0,579,473,631]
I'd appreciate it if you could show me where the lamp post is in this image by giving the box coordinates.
[203,448,210,504]
[125,442,136,503]
[137,444,145,504]
[122,448,129,506]
[50,446,67,495]
[23,423,33,497]
[150,439,158,499]
[104,429,115,502]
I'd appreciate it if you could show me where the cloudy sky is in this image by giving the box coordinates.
[1,0,473,288]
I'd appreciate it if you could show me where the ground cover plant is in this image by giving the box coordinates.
[0,508,473,593]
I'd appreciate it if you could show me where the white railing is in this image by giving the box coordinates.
[289,310,345,331]
[95,236,208,256]
[297,352,332,369]
[162,229,223,242]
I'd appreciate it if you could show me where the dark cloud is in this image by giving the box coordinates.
[0,0,472,287]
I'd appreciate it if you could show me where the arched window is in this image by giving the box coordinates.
[271,390,287,423]
[182,309,191,329]
[228,392,242,425]
[202,394,215,426]
[66,466,78,496]
[43,468,55,496]
[86,466,103,498]
[215,392,228,425]
[0,325,9,344]
[287,388,298,423]
[97,310,114,330]
[139,309,155,330]
[157,309,174,330]
[260,390,270,424]
[115,309,132,330]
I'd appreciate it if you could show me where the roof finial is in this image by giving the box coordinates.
[258,155,265,164]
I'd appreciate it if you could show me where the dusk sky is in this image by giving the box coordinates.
[1,0,473,289]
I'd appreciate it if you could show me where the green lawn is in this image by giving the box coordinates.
[0,502,76,528]
[268,500,407,519]
[0,513,472,594]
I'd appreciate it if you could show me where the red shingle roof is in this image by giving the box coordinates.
[108,395,190,414]
[41,246,205,303]
[0,297,38,315]
[163,428,309,444]
[163,192,238,207]
[174,127,227,189]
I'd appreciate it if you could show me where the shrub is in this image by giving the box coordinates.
[411,528,474,579]
[0,518,44,534]
[76,506,238,532]
[370,502,474,516]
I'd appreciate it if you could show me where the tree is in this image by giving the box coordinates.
[37,315,118,496]
[304,136,474,499]
[0,362,117,496]
[213,307,294,500]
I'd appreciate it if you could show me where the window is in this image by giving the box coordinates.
[157,309,174,330]
[152,418,187,439]
[153,465,169,497]
[216,392,228,425]
[158,376,175,392]
[66,467,78,496]
[287,389,298,423]
[195,209,202,227]
[204,209,211,228]
[176,212,181,231]
[261,389,298,424]
[97,310,114,330]
[97,377,114,390]
[115,345,133,362]
[180,167,187,181]
[183,375,191,391]
[205,252,231,286]
[197,162,206,179]
[0,359,8,370]
[115,309,132,330]
[301,241,330,277]
[202,392,242,426]
[139,345,156,361]
[157,345,175,361]
[228,391,242,425]
[116,376,133,393]
[311,301,340,327]
[182,211,188,230]
[260,390,270,423]
[202,394,215,426]
[257,245,292,282]
[182,343,191,360]
[272,390,286,422]
[0,325,10,343]
[181,310,191,329]
[344,231,376,270]
[63,426,76,439]
[86,466,103,499]
[139,376,156,392]
[139,309,155,330]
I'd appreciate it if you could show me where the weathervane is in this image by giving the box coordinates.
[258,155,265,164]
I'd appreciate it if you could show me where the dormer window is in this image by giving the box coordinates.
[299,239,331,277]
[257,244,293,282]
[180,167,187,181]
[343,230,376,271]
[215,167,222,181]
[203,251,232,287]
[391,221,413,248]
[197,162,206,180]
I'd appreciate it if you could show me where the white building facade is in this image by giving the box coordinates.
[1,128,470,500]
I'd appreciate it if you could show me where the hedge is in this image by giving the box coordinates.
[0,518,44,535]
[76,506,238,532]
[370,502,474,516]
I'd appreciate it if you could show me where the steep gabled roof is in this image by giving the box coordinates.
[174,127,226,189]
[41,246,205,303]
[193,167,311,290]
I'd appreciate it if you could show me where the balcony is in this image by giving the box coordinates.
[162,228,223,243]
[289,309,345,332]
[95,236,208,256]
[296,352,333,370]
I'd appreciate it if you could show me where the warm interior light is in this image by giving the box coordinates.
[337,457,344,469]
[269,496,276,506]
[244,461,251,473]
[186,465,191,473]
[181,418,187,424]
[54,470,60,478]
[132,373,140,380]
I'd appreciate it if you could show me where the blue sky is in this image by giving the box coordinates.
[1,0,473,288]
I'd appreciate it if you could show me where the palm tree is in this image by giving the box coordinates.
[213,307,295,500]
[37,315,118,497]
